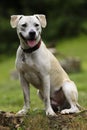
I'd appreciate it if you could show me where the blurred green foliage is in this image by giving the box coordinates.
[0,0,87,54]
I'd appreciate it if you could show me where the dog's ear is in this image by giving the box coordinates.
[10,15,23,28]
[34,14,47,28]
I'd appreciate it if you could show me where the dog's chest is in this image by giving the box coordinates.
[23,54,36,68]
[21,53,40,71]
[19,53,42,88]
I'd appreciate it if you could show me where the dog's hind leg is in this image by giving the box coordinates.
[61,81,80,114]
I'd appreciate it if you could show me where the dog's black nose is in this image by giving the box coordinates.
[29,30,36,40]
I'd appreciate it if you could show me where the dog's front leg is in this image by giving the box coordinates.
[42,75,57,116]
[17,72,30,116]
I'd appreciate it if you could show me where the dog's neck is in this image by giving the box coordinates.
[21,40,41,53]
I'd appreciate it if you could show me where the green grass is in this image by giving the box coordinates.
[56,34,87,61]
[0,35,87,129]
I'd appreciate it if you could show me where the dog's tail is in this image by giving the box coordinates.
[76,103,86,111]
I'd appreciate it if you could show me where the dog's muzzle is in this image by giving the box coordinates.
[19,32,37,48]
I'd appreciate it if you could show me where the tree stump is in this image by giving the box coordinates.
[0,110,87,130]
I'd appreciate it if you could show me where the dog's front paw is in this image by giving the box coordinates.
[16,108,30,116]
[46,108,57,117]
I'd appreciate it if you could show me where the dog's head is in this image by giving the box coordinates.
[10,14,47,48]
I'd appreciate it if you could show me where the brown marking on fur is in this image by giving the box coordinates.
[51,88,70,112]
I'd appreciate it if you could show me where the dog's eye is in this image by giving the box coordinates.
[34,23,39,27]
[21,23,27,28]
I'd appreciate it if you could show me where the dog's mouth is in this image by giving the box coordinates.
[19,33,37,48]
[26,40,36,48]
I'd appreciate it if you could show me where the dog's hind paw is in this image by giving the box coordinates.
[61,107,80,114]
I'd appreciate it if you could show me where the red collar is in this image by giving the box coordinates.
[21,40,41,53]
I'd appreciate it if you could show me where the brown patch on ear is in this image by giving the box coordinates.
[34,14,47,28]
[10,15,23,28]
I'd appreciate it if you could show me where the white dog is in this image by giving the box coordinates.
[10,14,80,116]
